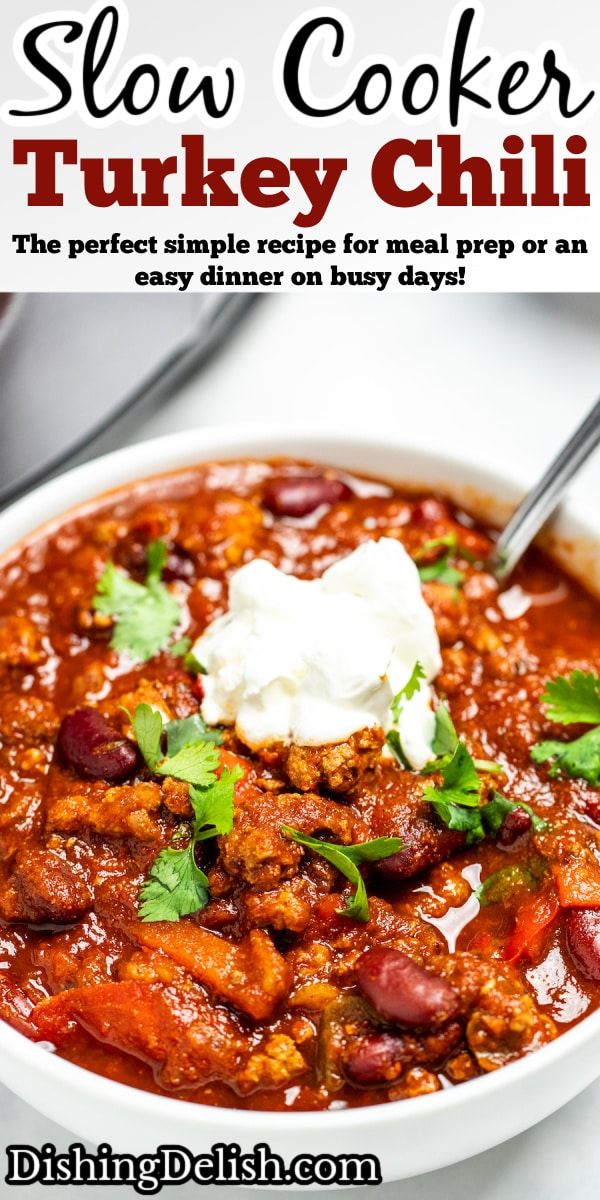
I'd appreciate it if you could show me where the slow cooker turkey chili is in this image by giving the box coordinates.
[1,457,600,1111]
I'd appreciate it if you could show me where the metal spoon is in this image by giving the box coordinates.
[493,395,600,580]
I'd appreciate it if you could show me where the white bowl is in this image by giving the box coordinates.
[1,425,599,1184]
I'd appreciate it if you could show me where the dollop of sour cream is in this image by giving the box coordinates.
[193,538,442,769]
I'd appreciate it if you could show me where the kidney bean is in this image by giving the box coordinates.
[162,551,195,584]
[411,498,451,527]
[115,534,194,585]
[498,807,532,846]
[262,475,354,518]
[565,908,600,981]
[375,824,464,880]
[357,948,460,1029]
[583,796,600,827]
[343,1032,407,1086]
[113,538,148,575]
[57,707,140,783]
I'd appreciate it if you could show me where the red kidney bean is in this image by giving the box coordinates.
[114,544,145,575]
[565,908,600,981]
[343,1032,407,1087]
[262,475,354,518]
[116,536,194,584]
[162,551,195,583]
[498,807,532,846]
[357,948,460,1029]
[375,825,464,881]
[57,707,140,784]
[583,796,600,827]
[411,497,451,527]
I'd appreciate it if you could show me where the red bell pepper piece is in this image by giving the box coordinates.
[503,889,559,964]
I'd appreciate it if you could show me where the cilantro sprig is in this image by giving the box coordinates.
[415,534,466,589]
[425,763,545,844]
[93,540,181,663]
[423,703,545,843]
[386,730,411,769]
[531,671,600,788]
[532,728,600,788]
[424,744,487,843]
[540,671,600,726]
[482,792,547,836]
[424,702,503,776]
[190,764,243,842]
[390,662,426,724]
[139,845,210,923]
[138,763,242,923]
[281,827,402,921]
[134,703,242,923]
[430,702,460,759]
[386,661,426,765]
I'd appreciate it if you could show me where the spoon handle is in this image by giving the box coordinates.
[494,396,600,580]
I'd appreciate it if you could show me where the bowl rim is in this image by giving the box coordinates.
[0,420,599,1133]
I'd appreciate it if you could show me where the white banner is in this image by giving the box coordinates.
[0,0,598,291]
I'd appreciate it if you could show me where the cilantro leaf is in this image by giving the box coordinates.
[138,741,243,922]
[426,768,547,844]
[94,562,142,613]
[418,534,459,554]
[418,558,465,587]
[424,702,502,776]
[532,671,600,787]
[131,704,222,786]
[438,742,482,801]
[171,637,206,676]
[93,539,181,662]
[433,800,486,842]
[166,714,222,753]
[190,764,243,841]
[128,704,163,770]
[424,705,530,841]
[473,759,504,775]
[541,671,600,726]
[386,729,411,768]
[138,845,209,922]
[157,741,221,786]
[170,636,192,658]
[145,539,168,580]
[183,651,206,675]
[479,790,513,834]
[424,743,512,844]
[431,702,459,758]
[425,742,481,809]
[532,728,600,788]
[281,827,402,922]
[387,664,427,765]
[390,662,426,723]
[414,533,466,589]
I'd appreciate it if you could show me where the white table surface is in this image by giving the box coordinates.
[2,292,600,1196]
